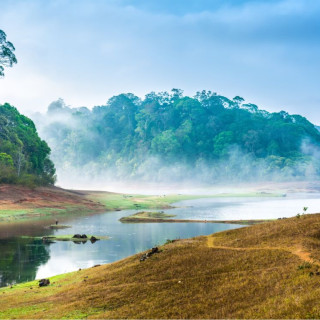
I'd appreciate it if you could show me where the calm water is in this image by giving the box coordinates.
[1,193,320,287]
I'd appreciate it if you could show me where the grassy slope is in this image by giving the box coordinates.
[2,213,320,318]
[0,185,104,222]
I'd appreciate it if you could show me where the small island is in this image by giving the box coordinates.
[48,225,72,229]
[21,234,109,242]
[120,211,176,222]
[119,211,272,225]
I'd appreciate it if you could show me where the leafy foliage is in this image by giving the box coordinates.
[35,90,320,182]
[0,30,17,77]
[0,103,56,185]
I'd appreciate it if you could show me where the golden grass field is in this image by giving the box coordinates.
[2,213,320,318]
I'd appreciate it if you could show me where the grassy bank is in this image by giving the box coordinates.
[0,185,284,224]
[2,213,320,318]
[0,205,102,223]
[87,191,284,211]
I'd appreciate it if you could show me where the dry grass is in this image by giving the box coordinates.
[0,185,104,222]
[2,213,320,318]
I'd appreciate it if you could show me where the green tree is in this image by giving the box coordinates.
[0,103,56,185]
[0,30,17,77]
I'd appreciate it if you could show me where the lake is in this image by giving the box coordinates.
[0,193,319,288]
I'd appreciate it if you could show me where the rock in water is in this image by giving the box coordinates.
[90,236,98,243]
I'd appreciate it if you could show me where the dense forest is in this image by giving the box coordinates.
[33,90,320,185]
[0,103,56,186]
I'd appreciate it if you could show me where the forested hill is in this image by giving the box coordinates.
[33,90,320,184]
[0,103,56,186]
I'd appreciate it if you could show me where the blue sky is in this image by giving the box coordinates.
[0,0,320,123]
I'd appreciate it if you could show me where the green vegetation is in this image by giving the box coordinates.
[0,103,56,186]
[0,31,52,186]
[0,29,17,77]
[87,192,202,211]
[120,211,176,222]
[3,214,320,318]
[36,90,320,182]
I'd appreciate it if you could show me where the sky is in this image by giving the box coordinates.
[0,0,320,123]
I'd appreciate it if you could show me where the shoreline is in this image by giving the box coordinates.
[120,217,273,225]
[0,184,286,225]
[2,213,320,318]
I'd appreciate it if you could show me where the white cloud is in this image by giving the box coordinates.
[0,0,319,122]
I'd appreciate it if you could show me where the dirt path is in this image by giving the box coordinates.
[207,236,320,266]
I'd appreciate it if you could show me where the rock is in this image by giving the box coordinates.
[92,264,101,268]
[151,247,159,254]
[140,254,148,262]
[80,234,87,239]
[39,279,50,287]
[73,234,82,238]
[90,236,99,243]
[140,247,160,261]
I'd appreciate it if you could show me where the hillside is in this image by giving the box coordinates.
[2,214,320,318]
[33,90,320,185]
[0,103,56,186]
[0,184,104,223]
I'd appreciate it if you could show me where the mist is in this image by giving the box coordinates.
[31,91,320,193]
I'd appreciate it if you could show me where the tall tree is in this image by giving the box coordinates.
[0,30,17,77]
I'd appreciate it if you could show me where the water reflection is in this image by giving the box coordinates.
[36,211,239,279]
[0,210,241,287]
[0,238,50,287]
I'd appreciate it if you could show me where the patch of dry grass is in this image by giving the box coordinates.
[3,214,320,318]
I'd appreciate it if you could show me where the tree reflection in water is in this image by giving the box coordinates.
[0,238,51,287]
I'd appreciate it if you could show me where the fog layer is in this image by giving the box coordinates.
[32,90,320,191]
